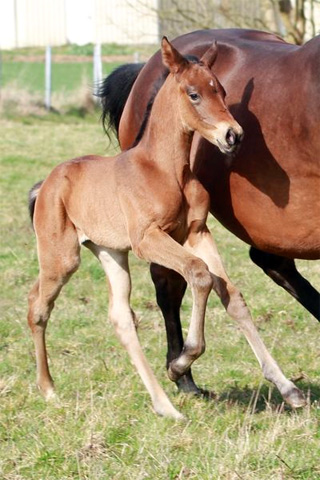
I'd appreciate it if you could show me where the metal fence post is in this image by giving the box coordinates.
[93,43,102,99]
[45,45,52,111]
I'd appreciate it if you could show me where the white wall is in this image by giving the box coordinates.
[0,0,318,49]
[95,0,159,44]
[0,0,68,49]
[0,0,18,49]
[0,0,159,49]
[65,0,93,45]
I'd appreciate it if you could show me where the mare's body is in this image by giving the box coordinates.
[119,29,320,259]
[98,28,319,396]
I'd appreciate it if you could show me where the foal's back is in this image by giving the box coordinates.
[37,128,191,251]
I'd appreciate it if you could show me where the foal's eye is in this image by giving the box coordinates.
[188,92,200,102]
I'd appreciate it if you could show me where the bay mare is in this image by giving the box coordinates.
[99,28,319,397]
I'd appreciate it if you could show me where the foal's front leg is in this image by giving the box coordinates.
[134,226,213,379]
[183,226,306,408]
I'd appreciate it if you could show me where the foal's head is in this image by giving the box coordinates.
[161,37,243,155]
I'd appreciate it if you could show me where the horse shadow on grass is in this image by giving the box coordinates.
[198,380,320,414]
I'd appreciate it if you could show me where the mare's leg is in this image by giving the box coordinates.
[134,227,213,380]
[150,264,202,394]
[86,243,184,419]
[181,227,306,408]
[28,221,80,399]
[250,247,320,321]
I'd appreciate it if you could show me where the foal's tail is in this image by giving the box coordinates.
[96,62,145,140]
[28,180,43,225]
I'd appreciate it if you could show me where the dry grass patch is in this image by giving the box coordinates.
[0,78,96,118]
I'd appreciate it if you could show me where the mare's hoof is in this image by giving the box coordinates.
[167,364,216,400]
[175,375,216,400]
[284,386,306,408]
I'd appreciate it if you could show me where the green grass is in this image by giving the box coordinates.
[1,61,122,94]
[0,115,319,479]
[0,42,156,96]
[1,42,156,59]
[0,43,150,118]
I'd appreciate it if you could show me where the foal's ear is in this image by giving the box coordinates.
[161,36,189,74]
[200,41,218,69]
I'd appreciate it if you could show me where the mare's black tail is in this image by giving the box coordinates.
[96,63,145,140]
[28,180,43,226]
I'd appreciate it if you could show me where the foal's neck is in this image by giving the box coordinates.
[138,74,193,181]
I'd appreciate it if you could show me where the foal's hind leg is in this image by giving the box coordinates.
[28,223,80,399]
[150,263,205,395]
[86,244,184,419]
[183,228,306,408]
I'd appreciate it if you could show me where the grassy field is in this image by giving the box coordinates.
[1,61,118,94]
[0,43,156,118]
[0,43,155,97]
[0,105,319,480]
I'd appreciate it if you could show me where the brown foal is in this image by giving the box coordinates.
[28,37,298,419]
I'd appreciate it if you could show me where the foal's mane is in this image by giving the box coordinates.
[132,54,200,148]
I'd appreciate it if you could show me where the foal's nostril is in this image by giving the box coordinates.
[226,128,237,146]
[226,128,243,148]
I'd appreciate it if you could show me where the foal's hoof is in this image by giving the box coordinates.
[38,383,56,401]
[168,361,185,383]
[284,386,307,408]
[153,404,185,421]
